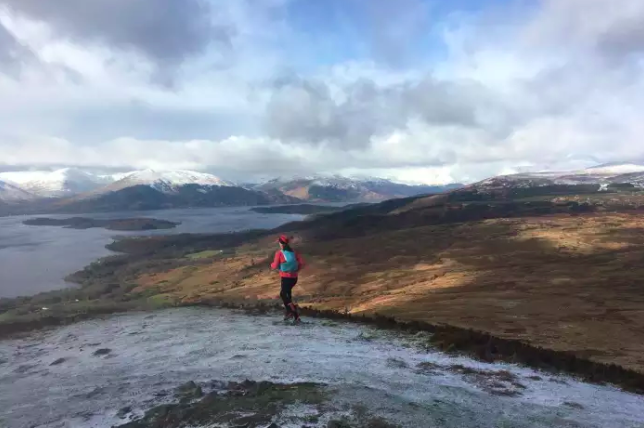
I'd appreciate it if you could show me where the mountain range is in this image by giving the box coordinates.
[0,168,458,214]
[0,168,113,198]
[254,175,462,203]
[2,162,644,215]
[472,163,644,192]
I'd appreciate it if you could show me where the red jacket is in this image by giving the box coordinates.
[271,250,305,278]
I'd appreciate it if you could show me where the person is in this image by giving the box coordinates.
[270,235,305,323]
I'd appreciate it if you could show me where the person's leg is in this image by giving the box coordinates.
[288,278,300,320]
[280,277,293,319]
[281,277,299,318]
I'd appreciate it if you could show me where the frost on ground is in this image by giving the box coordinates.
[1,308,644,428]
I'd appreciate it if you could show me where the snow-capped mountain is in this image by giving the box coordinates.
[0,168,236,200]
[0,168,112,198]
[53,169,297,213]
[256,175,461,202]
[473,163,644,191]
[0,179,35,203]
[96,169,234,195]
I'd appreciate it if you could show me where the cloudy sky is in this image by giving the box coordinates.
[0,0,643,184]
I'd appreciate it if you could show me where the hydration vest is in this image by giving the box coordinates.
[280,250,299,273]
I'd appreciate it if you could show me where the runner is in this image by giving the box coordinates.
[270,235,305,323]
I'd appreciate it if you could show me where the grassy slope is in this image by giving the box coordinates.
[134,211,644,373]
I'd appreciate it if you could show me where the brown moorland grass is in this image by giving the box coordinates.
[133,212,644,373]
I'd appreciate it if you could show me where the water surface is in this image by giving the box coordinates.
[0,208,303,298]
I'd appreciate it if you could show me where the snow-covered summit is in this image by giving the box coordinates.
[474,162,644,190]
[0,168,111,198]
[103,169,234,194]
[0,168,236,198]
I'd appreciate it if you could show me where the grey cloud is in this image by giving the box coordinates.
[402,78,481,127]
[595,18,644,59]
[529,0,644,59]
[265,74,491,149]
[265,77,388,148]
[1,0,229,70]
[0,23,81,81]
[0,23,35,77]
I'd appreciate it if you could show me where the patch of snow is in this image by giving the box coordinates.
[99,171,137,182]
[2,308,643,428]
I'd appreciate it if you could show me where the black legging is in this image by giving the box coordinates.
[280,277,299,316]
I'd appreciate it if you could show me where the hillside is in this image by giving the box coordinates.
[124,193,644,374]
[50,184,300,213]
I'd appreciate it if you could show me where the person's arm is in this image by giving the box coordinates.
[270,251,282,270]
[296,253,306,271]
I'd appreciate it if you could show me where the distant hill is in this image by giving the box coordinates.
[472,163,644,192]
[0,169,301,215]
[49,169,299,213]
[49,184,300,213]
[92,169,233,195]
[254,175,462,203]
